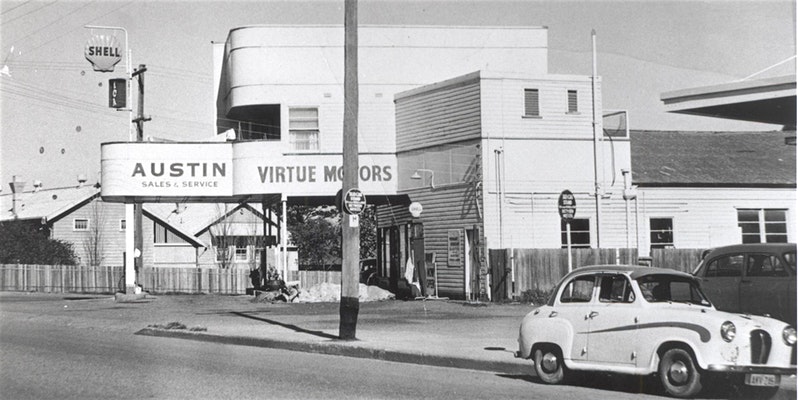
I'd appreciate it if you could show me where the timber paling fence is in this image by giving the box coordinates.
[0,265,343,295]
[506,248,705,298]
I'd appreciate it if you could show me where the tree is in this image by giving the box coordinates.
[0,222,77,265]
[358,205,377,260]
[290,216,341,268]
[81,200,106,266]
[208,204,235,269]
[283,204,377,268]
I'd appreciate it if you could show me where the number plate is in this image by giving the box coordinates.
[745,373,780,387]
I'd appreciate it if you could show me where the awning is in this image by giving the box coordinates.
[661,75,796,127]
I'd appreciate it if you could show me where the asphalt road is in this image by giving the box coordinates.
[0,294,794,400]
[1,316,674,400]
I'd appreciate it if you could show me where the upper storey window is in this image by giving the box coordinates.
[289,107,319,151]
[567,90,578,113]
[523,89,540,117]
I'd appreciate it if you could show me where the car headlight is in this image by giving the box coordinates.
[783,326,797,346]
[720,321,736,342]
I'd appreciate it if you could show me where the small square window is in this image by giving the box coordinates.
[650,218,674,249]
[120,219,126,231]
[74,219,89,231]
[561,218,591,248]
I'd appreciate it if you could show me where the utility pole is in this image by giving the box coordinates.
[132,64,150,282]
[339,0,360,340]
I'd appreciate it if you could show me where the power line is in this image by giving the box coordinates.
[1,0,56,24]
[1,0,33,16]
[15,1,134,58]
[8,1,96,47]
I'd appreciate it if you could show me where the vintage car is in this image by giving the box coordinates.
[693,243,796,326]
[516,265,797,398]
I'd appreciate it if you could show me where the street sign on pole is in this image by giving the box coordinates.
[343,188,366,215]
[558,190,576,221]
[558,190,576,272]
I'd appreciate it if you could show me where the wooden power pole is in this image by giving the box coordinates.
[132,64,150,284]
[339,0,360,340]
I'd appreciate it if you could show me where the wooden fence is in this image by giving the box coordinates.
[496,248,705,300]
[0,264,123,294]
[0,264,343,295]
[289,270,342,287]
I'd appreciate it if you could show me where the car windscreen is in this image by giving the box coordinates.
[636,274,711,306]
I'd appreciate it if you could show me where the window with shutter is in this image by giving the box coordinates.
[524,89,540,117]
[567,90,578,113]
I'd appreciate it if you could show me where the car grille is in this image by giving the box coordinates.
[750,330,772,364]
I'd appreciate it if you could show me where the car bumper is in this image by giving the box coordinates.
[707,364,797,375]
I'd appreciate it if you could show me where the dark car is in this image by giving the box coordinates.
[693,243,796,325]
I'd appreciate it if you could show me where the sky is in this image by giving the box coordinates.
[0,0,796,191]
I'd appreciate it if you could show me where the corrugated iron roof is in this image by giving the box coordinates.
[630,130,796,186]
[0,184,99,222]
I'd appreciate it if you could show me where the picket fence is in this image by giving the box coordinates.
[0,264,342,295]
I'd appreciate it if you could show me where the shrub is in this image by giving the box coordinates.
[0,222,77,265]
[520,288,553,306]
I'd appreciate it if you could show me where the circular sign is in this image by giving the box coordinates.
[409,202,423,218]
[558,190,576,221]
[343,188,366,215]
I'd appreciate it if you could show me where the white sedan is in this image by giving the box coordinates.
[516,265,796,398]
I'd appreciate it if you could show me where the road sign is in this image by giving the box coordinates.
[343,188,366,215]
[558,190,576,221]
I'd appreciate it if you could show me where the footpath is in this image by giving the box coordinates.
[131,294,535,375]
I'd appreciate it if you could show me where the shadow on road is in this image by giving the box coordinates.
[229,311,339,340]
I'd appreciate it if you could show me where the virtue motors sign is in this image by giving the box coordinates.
[232,142,397,196]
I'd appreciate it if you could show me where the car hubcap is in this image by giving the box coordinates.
[542,353,558,372]
[669,360,689,385]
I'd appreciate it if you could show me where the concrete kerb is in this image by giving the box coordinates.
[136,328,533,375]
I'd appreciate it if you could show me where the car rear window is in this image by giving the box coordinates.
[747,254,789,277]
[637,274,710,306]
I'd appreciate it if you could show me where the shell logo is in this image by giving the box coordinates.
[84,34,122,72]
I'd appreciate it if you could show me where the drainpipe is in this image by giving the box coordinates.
[591,29,602,248]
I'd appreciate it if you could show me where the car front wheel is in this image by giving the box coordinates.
[659,348,703,398]
[533,347,565,384]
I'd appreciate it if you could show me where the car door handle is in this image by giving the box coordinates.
[548,311,558,318]
[588,311,599,319]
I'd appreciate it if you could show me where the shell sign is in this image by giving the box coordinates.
[84,34,122,72]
